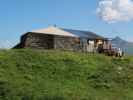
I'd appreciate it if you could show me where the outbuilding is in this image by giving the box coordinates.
[14,26,109,52]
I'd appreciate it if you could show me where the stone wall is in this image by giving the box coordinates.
[23,33,54,49]
[16,33,82,51]
[54,35,82,51]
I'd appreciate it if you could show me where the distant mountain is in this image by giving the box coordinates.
[111,36,133,55]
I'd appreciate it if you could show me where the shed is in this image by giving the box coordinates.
[14,26,109,52]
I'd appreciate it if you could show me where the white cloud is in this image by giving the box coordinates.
[97,0,133,23]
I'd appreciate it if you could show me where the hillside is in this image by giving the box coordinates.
[0,49,133,100]
[111,36,133,55]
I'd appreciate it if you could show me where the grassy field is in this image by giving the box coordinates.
[0,49,133,100]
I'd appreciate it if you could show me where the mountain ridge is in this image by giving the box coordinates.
[111,36,133,55]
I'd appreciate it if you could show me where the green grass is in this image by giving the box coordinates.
[0,49,133,100]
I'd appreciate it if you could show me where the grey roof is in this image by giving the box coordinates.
[31,26,106,39]
[61,28,105,39]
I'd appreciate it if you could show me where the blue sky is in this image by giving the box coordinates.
[0,0,133,48]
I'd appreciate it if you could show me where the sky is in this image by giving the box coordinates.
[0,0,133,48]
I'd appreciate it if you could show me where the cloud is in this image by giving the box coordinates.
[97,0,133,23]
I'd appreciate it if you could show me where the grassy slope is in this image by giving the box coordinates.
[0,49,133,100]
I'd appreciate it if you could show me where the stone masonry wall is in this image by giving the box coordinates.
[19,33,82,51]
[23,33,54,49]
[54,35,82,51]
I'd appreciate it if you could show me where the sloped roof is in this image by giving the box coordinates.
[32,26,77,37]
[61,28,105,39]
[31,26,106,39]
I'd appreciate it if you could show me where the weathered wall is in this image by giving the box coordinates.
[54,35,82,51]
[16,33,82,51]
[23,33,54,49]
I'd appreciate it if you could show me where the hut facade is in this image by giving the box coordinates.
[14,26,109,52]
